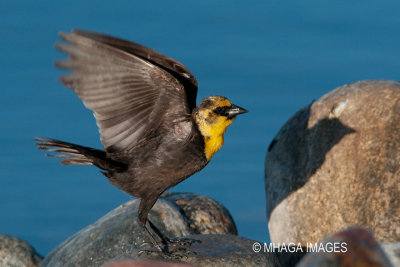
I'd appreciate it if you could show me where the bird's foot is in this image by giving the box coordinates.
[138,238,199,260]
[164,237,200,252]
[139,241,162,252]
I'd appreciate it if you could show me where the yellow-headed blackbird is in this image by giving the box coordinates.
[36,30,247,253]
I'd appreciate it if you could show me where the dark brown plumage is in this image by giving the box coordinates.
[36,29,247,253]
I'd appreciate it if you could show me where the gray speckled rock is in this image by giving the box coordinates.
[41,193,278,267]
[41,198,190,267]
[0,234,43,267]
[137,234,279,267]
[265,80,400,244]
[161,192,237,235]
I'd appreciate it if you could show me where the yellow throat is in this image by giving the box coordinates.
[195,112,234,160]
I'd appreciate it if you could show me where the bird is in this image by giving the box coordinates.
[36,29,247,254]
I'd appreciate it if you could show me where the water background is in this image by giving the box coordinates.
[1,1,400,256]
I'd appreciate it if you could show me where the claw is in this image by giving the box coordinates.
[138,242,165,259]
[138,248,159,257]
[141,219,200,257]
[168,237,200,246]
[139,241,156,250]
[163,238,200,256]
[139,237,199,259]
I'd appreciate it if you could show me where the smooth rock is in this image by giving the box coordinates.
[0,234,43,267]
[265,80,400,244]
[162,192,237,235]
[41,193,278,267]
[296,227,393,267]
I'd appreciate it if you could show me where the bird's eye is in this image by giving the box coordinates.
[213,106,228,116]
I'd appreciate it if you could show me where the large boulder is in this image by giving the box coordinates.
[265,80,400,244]
[41,193,279,267]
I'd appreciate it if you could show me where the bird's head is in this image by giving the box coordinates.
[194,96,247,160]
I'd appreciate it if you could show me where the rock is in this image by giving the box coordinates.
[265,80,400,244]
[137,234,279,266]
[381,243,400,267]
[275,249,307,267]
[161,192,237,235]
[0,234,43,267]
[41,193,278,267]
[296,227,393,267]
[103,259,196,267]
[41,198,190,267]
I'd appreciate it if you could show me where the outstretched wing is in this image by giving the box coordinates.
[71,29,198,111]
[56,30,198,153]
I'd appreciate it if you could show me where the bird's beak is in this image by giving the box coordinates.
[228,104,248,119]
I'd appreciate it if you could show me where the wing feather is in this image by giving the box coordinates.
[56,30,197,152]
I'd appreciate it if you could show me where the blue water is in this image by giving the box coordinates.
[1,0,400,256]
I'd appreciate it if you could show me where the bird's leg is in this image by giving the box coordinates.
[148,220,195,248]
[138,195,199,257]
[140,219,197,260]
[147,219,200,254]
[147,219,170,245]
[138,197,197,256]
[141,221,164,252]
[142,218,195,253]
[138,197,166,252]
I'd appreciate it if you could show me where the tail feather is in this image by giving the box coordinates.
[35,137,126,171]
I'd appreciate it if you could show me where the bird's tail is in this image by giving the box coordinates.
[35,137,126,172]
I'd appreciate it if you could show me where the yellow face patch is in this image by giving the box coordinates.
[202,116,234,160]
[194,96,235,160]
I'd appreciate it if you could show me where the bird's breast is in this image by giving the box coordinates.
[204,135,224,160]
